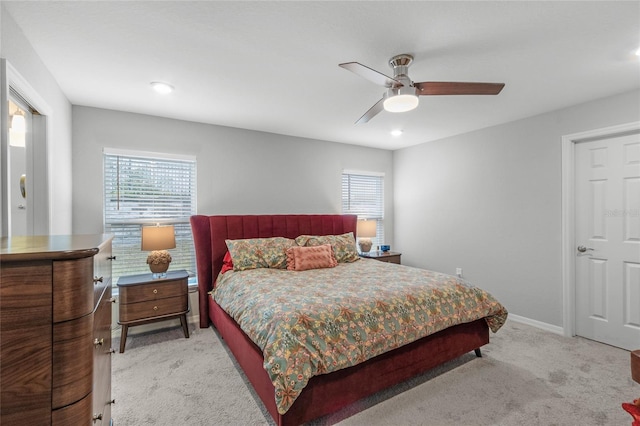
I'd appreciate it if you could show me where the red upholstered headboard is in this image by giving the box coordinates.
[190,214,358,328]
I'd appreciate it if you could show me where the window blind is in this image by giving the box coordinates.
[341,171,384,248]
[103,151,197,283]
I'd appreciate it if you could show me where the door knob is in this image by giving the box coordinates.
[577,245,594,253]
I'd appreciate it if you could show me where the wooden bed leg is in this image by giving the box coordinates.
[474,348,482,357]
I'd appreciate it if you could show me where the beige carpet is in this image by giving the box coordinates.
[112,320,639,425]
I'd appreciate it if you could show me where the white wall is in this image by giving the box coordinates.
[71,105,394,239]
[72,106,394,332]
[394,89,640,328]
[1,5,73,234]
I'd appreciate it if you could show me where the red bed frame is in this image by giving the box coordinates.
[191,214,489,426]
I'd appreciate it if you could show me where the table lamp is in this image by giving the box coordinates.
[356,219,377,253]
[141,224,176,278]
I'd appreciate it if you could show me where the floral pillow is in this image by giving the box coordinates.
[286,244,337,271]
[225,237,296,271]
[294,232,359,263]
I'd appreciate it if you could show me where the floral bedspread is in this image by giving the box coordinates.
[213,259,508,415]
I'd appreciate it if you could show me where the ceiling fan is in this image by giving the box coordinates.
[339,54,505,124]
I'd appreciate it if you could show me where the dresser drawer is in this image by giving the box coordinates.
[52,313,93,409]
[119,279,186,304]
[93,286,112,424]
[52,392,92,426]
[53,257,94,323]
[120,295,188,323]
[93,241,113,306]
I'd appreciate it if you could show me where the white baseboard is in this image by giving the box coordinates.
[507,313,565,335]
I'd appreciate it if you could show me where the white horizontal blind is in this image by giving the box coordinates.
[104,151,197,283]
[341,171,384,248]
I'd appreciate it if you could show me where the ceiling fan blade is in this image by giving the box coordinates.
[355,98,385,124]
[414,82,505,96]
[339,62,400,88]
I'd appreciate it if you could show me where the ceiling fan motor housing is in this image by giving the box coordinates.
[386,54,418,99]
[389,54,414,84]
[384,54,418,112]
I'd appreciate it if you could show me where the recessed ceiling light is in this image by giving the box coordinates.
[150,81,174,94]
[390,129,403,137]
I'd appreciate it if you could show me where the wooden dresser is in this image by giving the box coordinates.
[0,234,115,425]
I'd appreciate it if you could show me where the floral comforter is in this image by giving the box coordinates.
[213,258,508,415]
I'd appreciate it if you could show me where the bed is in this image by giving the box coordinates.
[190,214,507,426]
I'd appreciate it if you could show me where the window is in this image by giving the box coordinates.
[103,149,197,284]
[341,170,384,248]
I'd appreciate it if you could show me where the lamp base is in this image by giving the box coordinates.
[358,238,373,253]
[147,250,172,279]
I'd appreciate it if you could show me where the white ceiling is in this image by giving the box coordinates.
[4,1,640,150]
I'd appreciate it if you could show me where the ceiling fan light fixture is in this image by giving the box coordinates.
[384,93,419,113]
[383,85,419,113]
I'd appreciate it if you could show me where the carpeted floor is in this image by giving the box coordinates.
[112,320,639,425]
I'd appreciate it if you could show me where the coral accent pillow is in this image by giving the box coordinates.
[286,244,337,271]
[220,251,234,274]
[295,232,360,263]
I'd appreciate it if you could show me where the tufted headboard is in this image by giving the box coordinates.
[190,214,358,328]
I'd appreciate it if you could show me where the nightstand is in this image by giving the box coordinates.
[360,251,402,264]
[117,270,190,353]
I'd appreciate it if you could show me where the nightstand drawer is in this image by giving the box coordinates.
[119,295,188,323]
[119,280,186,304]
[360,251,401,265]
[375,254,401,264]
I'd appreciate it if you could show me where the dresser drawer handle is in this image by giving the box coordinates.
[153,306,158,311]
[108,297,117,304]
[93,338,104,347]
[153,289,158,294]
[93,413,103,422]
[109,399,116,405]
[107,255,116,260]
[109,348,116,354]
[93,276,103,284]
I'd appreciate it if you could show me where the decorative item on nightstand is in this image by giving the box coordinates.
[141,224,176,279]
[356,219,377,253]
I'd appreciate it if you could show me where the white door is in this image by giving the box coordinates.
[575,133,640,350]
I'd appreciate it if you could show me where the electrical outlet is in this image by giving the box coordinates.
[456,267,463,277]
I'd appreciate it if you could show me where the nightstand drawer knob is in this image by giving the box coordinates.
[93,276,103,284]
[93,338,104,347]
[109,348,116,354]
[108,297,116,303]
[93,413,103,422]
[153,306,158,311]
[153,289,158,294]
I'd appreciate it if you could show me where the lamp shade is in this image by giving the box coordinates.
[11,112,26,132]
[141,225,176,251]
[356,220,377,238]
